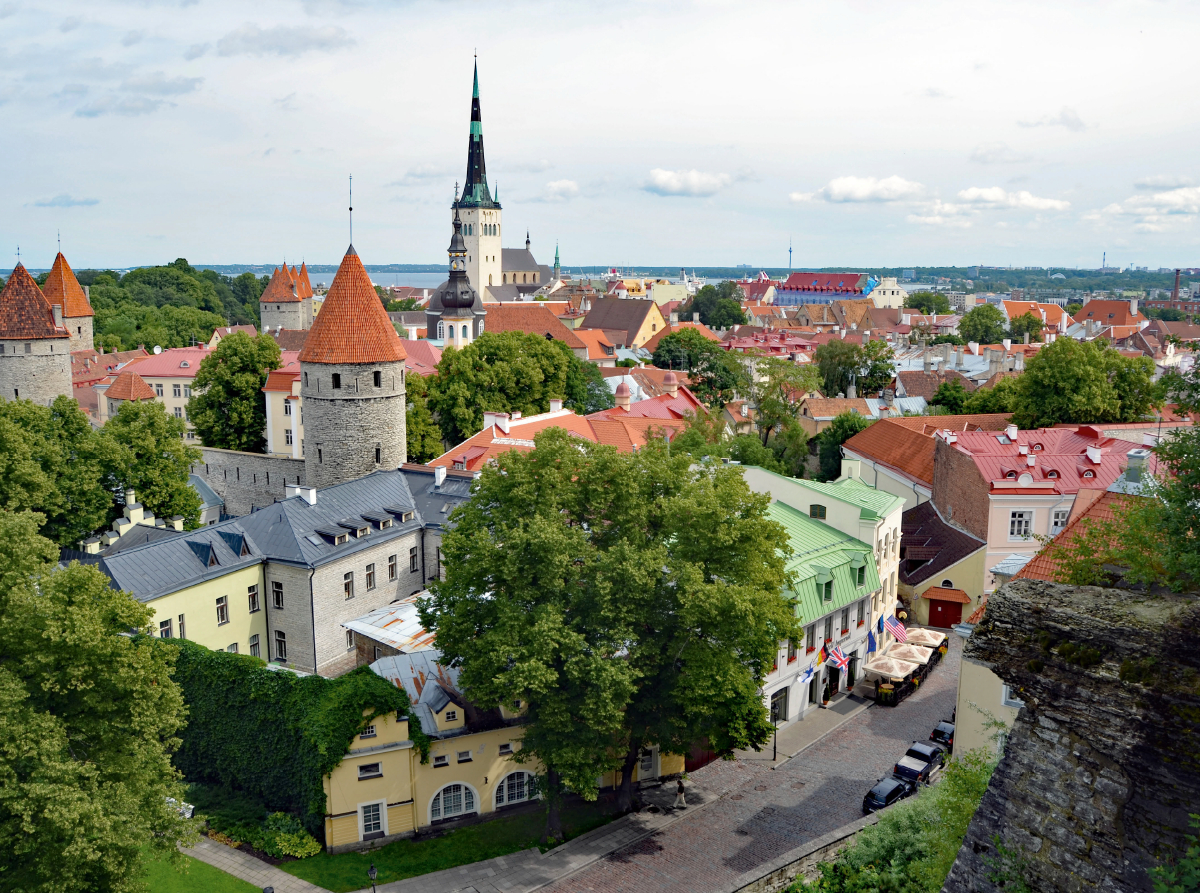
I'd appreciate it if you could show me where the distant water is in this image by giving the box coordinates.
[312,271,447,290]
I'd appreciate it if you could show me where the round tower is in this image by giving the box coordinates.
[298,245,407,489]
[42,252,94,352]
[0,263,73,406]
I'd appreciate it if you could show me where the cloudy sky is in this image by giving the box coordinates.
[3,0,1199,270]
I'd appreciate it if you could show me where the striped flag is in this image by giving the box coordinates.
[829,645,850,671]
[818,643,829,665]
[885,615,908,643]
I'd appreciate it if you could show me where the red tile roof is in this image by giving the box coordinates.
[296,262,313,299]
[780,272,868,294]
[843,419,941,486]
[1014,491,1130,583]
[0,264,70,340]
[886,413,1013,435]
[920,586,971,604]
[1076,299,1146,327]
[589,383,703,421]
[261,264,304,304]
[947,427,1132,495]
[573,328,616,361]
[398,339,442,376]
[42,253,94,318]
[72,347,150,386]
[267,328,309,351]
[123,346,210,378]
[105,369,157,401]
[640,321,720,353]
[298,248,406,365]
[482,303,586,350]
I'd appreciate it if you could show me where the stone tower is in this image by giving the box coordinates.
[433,205,485,349]
[456,61,501,293]
[260,262,314,332]
[0,264,73,405]
[42,252,94,351]
[298,246,407,489]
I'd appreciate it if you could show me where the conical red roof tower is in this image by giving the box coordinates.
[299,246,406,365]
[42,253,93,319]
[0,264,69,340]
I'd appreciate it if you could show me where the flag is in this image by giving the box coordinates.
[878,616,885,634]
[867,630,877,654]
[885,615,908,643]
[800,665,814,683]
[829,645,850,671]
[818,643,828,665]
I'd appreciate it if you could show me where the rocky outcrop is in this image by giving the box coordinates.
[942,578,1200,893]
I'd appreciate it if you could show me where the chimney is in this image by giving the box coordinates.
[52,304,63,328]
[693,312,700,324]
[296,486,317,505]
[968,341,980,355]
[1015,352,1025,372]
[434,466,447,488]
[549,398,563,412]
[923,346,931,373]
[861,332,869,346]
[511,411,522,420]
[883,388,895,408]
[81,536,102,555]
[1172,268,1181,301]
[1086,445,1103,465]
[1026,455,1036,467]
[615,381,631,409]
[83,285,90,301]
[1126,447,1151,482]
[1002,338,1012,351]
[740,402,748,417]
[1005,423,1018,441]
[846,380,856,399]
[670,312,679,323]
[1023,332,1030,345]
[840,458,862,480]
[124,490,144,524]
[663,371,679,398]
[494,413,511,434]
[285,483,300,499]
[1129,297,1139,318]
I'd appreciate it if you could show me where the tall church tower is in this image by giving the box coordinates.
[298,245,407,489]
[456,61,501,294]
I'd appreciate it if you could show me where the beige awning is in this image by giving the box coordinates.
[886,643,935,665]
[905,628,948,648]
[863,654,920,682]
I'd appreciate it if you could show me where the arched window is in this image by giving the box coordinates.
[437,321,445,340]
[523,273,527,283]
[941,579,953,588]
[430,783,476,822]
[495,771,535,808]
[489,274,493,285]
[503,273,507,284]
[461,325,468,339]
[478,319,485,334]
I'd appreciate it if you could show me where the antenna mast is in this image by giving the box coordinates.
[349,175,353,245]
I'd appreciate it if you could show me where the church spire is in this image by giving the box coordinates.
[460,60,497,209]
[553,242,561,281]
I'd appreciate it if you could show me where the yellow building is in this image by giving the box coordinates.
[953,608,1023,756]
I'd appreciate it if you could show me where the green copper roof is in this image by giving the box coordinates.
[473,61,479,98]
[767,501,880,626]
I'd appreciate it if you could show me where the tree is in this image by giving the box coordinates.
[681,281,742,327]
[708,298,747,329]
[959,304,1007,345]
[930,333,965,346]
[404,372,443,464]
[0,396,114,547]
[962,376,1020,415]
[931,380,968,414]
[749,357,822,446]
[815,412,871,481]
[0,509,196,892]
[814,340,861,397]
[859,339,896,395]
[1065,302,1083,317]
[419,430,795,835]
[1007,312,1044,342]
[188,332,282,452]
[562,346,616,415]
[427,332,573,445]
[653,330,745,407]
[385,297,422,312]
[906,291,951,315]
[1008,337,1162,428]
[100,401,203,527]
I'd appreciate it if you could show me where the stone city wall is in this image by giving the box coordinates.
[192,447,306,517]
[0,344,73,406]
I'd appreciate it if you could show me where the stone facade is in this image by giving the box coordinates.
[260,298,312,333]
[192,447,305,517]
[930,437,990,541]
[301,360,407,490]
[262,561,317,671]
[0,340,73,406]
[64,314,93,353]
[942,578,1200,893]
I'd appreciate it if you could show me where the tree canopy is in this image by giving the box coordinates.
[962,376,1019,415]
[1007,312,1044,342]
[816,412,872,481]
[1007,337,1162,428]
[404,372,443,464]
[814,339,895,398]
[958,304,1007,345]
[189,332,282,453]
[930,380,969,414]
[420,430,796,837]
[652,329,746,407]
[102,401,203,527]
[905,291,951,315]
[681,281,746,328]
[0,509,197,892]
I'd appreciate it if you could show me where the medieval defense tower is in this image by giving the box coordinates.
[0,263,74,405]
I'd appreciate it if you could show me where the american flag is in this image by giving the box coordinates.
[829,645,850,671]
[885,615,908,643]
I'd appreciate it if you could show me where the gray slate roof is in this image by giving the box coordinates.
[371,650,465,739]
[189,474,223,511]
[502,248,539,271]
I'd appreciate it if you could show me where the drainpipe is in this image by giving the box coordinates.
[308,567,318,674]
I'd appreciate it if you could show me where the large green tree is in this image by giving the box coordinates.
[681,281,745,327]
[653,329,746,407]
[958,304,1007,345]
[1007,312,1044,342]
[420,430,796,837]
[404,372,444,464]
[188,332,282,452]
[905,291,951,315]
[816,412,872,481]
[962,376,1020,415]
[563,348,616,415]
[101,402,203,527]
[1008,337,1162,428]
[931,380,968,414]
[814,340,862,397]
[749,356,822,446]
[0,509,196,892]
[0,397,113,546]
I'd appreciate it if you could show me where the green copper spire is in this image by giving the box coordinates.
[460,60,497,208]
[473,60,479,98]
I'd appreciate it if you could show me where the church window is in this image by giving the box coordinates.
[437,321,445,339]
[479,319,484,334]
[462,325,468,339]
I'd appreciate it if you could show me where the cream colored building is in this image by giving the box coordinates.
[871,277,909,309]
[263,359,303,458]
[954,627,1023,756]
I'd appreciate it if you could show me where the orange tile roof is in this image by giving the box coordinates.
[105,369,156,401]
[0,264,69,340]
[1014,491,1130,583]
[801,397,875,420]
[573,328,615,361]
[42,253,94,318]
[1076,299,1146,327]
[965,594,988,624]
[261,265,303,304]
[298,247,406,365]
[640,321,720,353]
[297,262,313,299]
[843,419,940,486]
[886,413,1013,435]
[483,304,586,350]
[921,586,971,604]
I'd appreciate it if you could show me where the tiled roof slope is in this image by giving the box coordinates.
[1013,491,1130,583]
[42,253,94,318]
[298,247,406,365]
[886,413,1012,435]
[640,321,720,353]
[483,303,585,349]
[297,262,313,298]
[261,264,303,303]
[0,264,69,340]
[950,426,1132,495]
[106,369,156,401]
[1076,299,1146,327]
[843,419,939,486]
[896,369,977,401]
[898,501,986,587]
[580,297,656,342]
[267,328,309,351]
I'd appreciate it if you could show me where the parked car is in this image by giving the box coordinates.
[930,721,955,752]
[893,753,940,785]
[905,741,947,769]
[862,776,916,813]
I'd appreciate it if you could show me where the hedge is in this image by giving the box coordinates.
[170,640,428,838]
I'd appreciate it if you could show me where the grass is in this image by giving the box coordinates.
[281,801,619,893]
[142,847,260,893]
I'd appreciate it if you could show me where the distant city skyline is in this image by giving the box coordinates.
[3,0,1198,271]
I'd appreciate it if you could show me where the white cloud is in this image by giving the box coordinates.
[643,168,732,197]
[969,143,1032,164]
[1124,186,1200,216]
[386,164,451,188]
[956,186,1069,211]
[121,72,203,95]
[924,87,951,99]
[75,96,167,117]
[74,58,133,81]
[907,213,972,228]
[1018,106,1086,132]
[60,16,80,32]
[1134,175,1195,191]
[0,4,19,18]
[121,31,145,47]
[539,179,579,202]
[184,43,209,61]
[217,24,355,57]
[34,194,99,207]
[795,175,925,203]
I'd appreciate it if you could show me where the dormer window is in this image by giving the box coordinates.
[444,710,458,723]
[1006,471,1017,479]
[809,504,827,520]
[1046,470,1059,479]
[1083,470,1094,479]
[1032,443,1043,451]
[357,526,369,538]
[335,533,348,545]
[379,518,392,529]
[180,360,189,368]
[402,512,414,522]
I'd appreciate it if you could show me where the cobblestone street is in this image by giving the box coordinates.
[544,634,962,893]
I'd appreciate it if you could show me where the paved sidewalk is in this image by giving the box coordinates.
[183,836,331,893]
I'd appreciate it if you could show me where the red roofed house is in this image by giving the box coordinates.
[207,324,259,348]
[42,252,95,351]
[930,423,1142,588]
[71,347,150,421]
[1000,300,1074,335]
[573,329,617,366]
[260,351,302,457]
[0,263,73,406]
[260,263,315,332]
[99,369,157,421]
[480,303,589,359]
[114,345,211,440]
[775,272,870,307]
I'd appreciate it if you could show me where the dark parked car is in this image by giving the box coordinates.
[905,741,947,768]
[862,776,916,813]
[930,721,955,752]
[893,753,941,785]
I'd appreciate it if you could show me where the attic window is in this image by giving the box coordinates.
[357,526,369,538]
[1046,470,1059,479]
[208,551,219,568]
[379,518,393,529]
[821,580,833,600]
[1032,443,1043,451]
[1006,471,1017,479]
[444,710,458,722]
[180,361,189,368]
[402,512,414,523]
[809,504,827,520]
[1083,470,1094,479]
[335,533,348,545]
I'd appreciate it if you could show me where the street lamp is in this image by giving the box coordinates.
[368,862,378,893]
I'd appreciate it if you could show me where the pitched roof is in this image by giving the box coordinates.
[885,413,1013,435]
[298,247,406,365]
[920,586,971,604]
[105,369,156,401]
[573,328,615,361]
[640,321,720,353]
[296,263,313,299]
[482,303,585,350]
[780,272,868,294]
[896,369,977,401]
[898,501,986,587]
[589,383,703,421]
[1013,491,1131,583]
[948,426,1133,495]
[122,346,210,378]
[580,297,659,343]
[501,248,539,271]
[753,468,906,521]
[0,264,69,340]
[398,339,442,376]
[1076,299,1146,327]
[267,328,309,351]
[261,264,303,303]
[800,397,876,420]
[842,419,943,486]
[1001,300,1073,329]
[42,253,94,318]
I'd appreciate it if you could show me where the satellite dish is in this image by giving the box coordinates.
[153,345,162,355]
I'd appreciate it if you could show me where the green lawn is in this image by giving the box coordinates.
[281,802,617,893]
[142,847,260,893]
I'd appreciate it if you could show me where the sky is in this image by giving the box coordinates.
[3,0,1199,271]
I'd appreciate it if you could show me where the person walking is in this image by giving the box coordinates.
[673,777,687,809]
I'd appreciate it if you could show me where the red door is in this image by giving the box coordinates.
[930,599,963,628]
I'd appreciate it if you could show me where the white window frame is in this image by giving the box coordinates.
[494,771,536,808]
[1051,509,1070,535]
[1008,510,1033,540]
[249,634,260,657]
[365,563,376,591]
[215,596,229,625]
[358,799,387,840]
[429,783,478,823]
[1001,684,1026,709]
